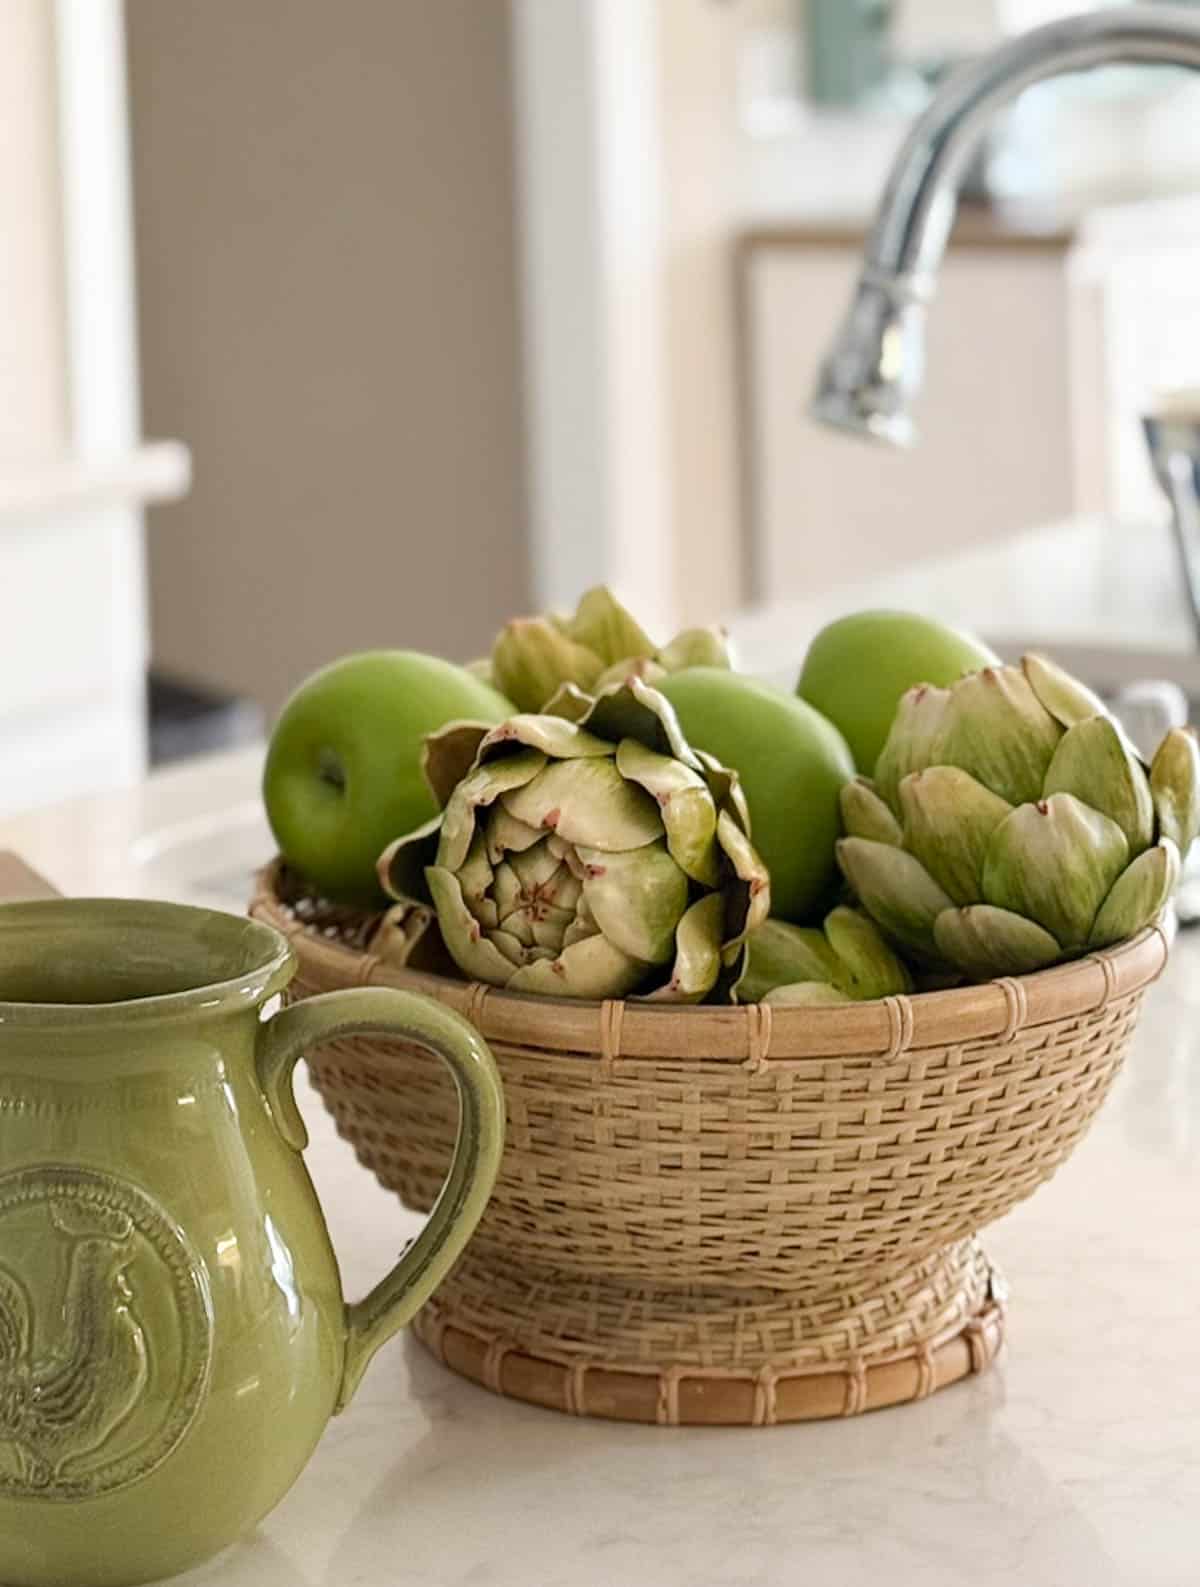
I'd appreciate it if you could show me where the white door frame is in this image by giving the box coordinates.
[509,0,677,633]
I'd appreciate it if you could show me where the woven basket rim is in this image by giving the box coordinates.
[251,860,1168,1063]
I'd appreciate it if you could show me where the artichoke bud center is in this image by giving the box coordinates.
[521,881,556,921]
[512,857,573,920]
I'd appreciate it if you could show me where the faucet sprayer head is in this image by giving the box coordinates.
[809,276,926,448]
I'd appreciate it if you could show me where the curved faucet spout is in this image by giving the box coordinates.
[811,4,1200,446]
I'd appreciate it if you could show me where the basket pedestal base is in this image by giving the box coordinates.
[413,1237,1006,1426]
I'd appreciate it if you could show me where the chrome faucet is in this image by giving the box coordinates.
[1145,402,1200,645]
[811,5,1200,447]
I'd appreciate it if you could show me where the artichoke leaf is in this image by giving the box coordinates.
[615,737,720,887]
[840,778,903,846]
[1022,651,1110,730]
[490,860,524,926]
[874,684,952,809]
[457,831,499,927]
[583,676,703,772]
[539,870,583,921]
[507,840,567,891]
[734,919,840,1003]
[643,893,724,1002]
[933,666,1062,808]
[530,907,575,950]
[716,808,772,953]
[1150,727,1200,855]
[656,625,732,673]
[576,840,689,965]
[487,928,530,968]
[541,682,596,724]
[692,749,752,836]
[437,750,549,872]
[507,933,648,999]
[491,616,605,713]
[563,895,597,948]
[422,720,493,809]
[734,909,909,1004]
[763,982,850,1007]
[496,902,535,948]
[378,812,443,903]
[501,757,664,851]
[981,792,1128,950]
[482,803,544,863]
[836,837,954,959]
[899,766,1012,905]
[373,901,442,972]
[823,906,913,999]
[1089,838,1180,948]
[721,764,753,836]
[566,586,655,668]
[593,656,667,695]
[426,866,532,984]
[1043,716,1154,857]
[535,857,583,913]
[480,714,614,762]
[932,905,1062,979]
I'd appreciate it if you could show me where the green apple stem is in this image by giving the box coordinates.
[317,746,347,795]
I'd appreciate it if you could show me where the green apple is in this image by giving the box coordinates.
[657,667,855,924]
[263,651,513,903]
[797,610,997,774]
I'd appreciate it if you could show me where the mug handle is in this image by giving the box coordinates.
[255,987,504,1411]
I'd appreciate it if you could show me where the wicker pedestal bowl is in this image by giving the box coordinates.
[252,863,1168,1427]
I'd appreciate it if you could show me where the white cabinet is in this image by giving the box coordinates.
[0,495,149,819]
[0,449,187,818]
[740,218,1077,601]
[0,1,187,817]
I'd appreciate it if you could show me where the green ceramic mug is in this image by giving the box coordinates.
[0,898,505,1587]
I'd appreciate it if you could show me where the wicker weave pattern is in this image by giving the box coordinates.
[415,1237,994,1371]
[252,866,1166,1423]
[301,993,1139,1288]
[413,1296,1005,1425]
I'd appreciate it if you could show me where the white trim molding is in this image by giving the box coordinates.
[0,441,190,525]
[510,0,675,633]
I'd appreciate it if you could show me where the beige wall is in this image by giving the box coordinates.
[126,0,530,715]
[656,0,745,626]
[0,0,68,463]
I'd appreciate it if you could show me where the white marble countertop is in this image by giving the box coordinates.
[3,736,1200,1586]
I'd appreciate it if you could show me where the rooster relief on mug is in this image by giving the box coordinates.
[0,1166,213,1500]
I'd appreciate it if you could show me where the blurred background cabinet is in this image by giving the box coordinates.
[739,210,1076,599]
[737,197,1200,609]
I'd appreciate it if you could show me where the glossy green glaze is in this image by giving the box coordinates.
[0,899,504,1587]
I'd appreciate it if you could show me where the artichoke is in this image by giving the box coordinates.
[485,586,731,713]
[377,677,769,1001]
[733,908,912,1006]
[838,654,1200,980]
